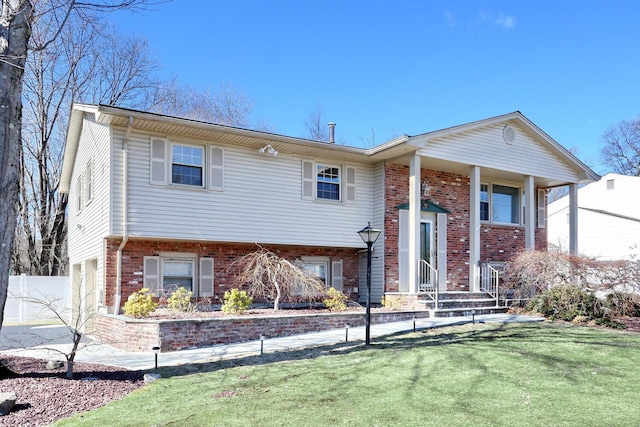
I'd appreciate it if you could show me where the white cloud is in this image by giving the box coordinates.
[496,13,517,29]
[444,11,456,27]
[472,10,517,30]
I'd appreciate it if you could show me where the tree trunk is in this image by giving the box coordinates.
[0,1,34,332]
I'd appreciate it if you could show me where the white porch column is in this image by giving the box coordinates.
[408,154,421,294]
[469,165,481,292]
[524,175,536,250]
[569,183,579,255]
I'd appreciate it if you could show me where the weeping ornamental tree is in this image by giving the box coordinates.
[231,247,327,311]
[0,0,152,333]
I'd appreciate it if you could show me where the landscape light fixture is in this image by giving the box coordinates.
[357,222,381,346]
[260,334,265,355]
[152,346,160,370]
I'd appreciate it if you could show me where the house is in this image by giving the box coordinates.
[60,104,598,324]
[548,173,640,260]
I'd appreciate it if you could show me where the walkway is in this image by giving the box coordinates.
[1,314,544,371]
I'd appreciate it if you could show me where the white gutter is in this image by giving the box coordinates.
[114,116,134,314]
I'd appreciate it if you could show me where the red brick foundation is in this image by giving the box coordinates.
[105,240,361,309]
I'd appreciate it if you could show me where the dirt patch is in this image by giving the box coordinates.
[0,356,144,426]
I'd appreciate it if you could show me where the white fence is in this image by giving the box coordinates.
[5,275,70,325]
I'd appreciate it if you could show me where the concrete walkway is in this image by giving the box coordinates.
[1,314,544,371]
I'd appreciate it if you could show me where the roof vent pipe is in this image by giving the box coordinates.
[328,122,336,143]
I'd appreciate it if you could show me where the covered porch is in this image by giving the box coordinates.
[381,112,597,307]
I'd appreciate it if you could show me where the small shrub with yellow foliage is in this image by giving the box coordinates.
[124,288,157,318]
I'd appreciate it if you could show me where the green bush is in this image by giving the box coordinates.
[124,288,157,318]
[222,289,253,314]
[167,287,194,312]
[382,294,406,310]
[526,284,603,321]
[323,287,348,311]
[606,291,640,317]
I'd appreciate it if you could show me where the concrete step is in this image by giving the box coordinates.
[429,306,509,318]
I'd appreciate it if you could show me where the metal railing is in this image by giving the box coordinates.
[419,259,438,307]
[480,262,502,307]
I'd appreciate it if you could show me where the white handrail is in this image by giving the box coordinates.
[419,259,438,308]
[480,262,500,307]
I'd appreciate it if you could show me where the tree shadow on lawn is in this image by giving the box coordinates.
[153,322,640,381]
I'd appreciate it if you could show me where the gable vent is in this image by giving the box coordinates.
[503,125,515,145]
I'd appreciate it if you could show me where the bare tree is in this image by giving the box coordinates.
[600,116,640,176]
[149,81,256,128]
[304,103,329,141]
[230,247,326,311]
[0,0,153,333]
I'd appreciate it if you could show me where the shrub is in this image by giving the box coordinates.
[526,284,603,321]
[323,287,348,311]
[222,289,253,314]
[124,288,157,318]
[606,291,640,317]
[167,287,194,312]
[382,295,406,310]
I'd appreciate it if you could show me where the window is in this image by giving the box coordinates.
[480,183,521,225]
[162,259,194,292]
[302,161,356,203]
[144,255,214,297]
[85,160,93,204]
[492,185,520,224]
[480,184,489,221]
[171,144,204,186]
[316,164,341,200]
[607,179,615,190]
[302,261,328,284]
[76,175,83,212]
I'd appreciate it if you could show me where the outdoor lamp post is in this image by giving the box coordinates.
[357,222,381,346]
[152,346,160,370]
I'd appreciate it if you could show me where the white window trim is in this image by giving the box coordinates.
[480,181,523,226]
[302,160,356,204]
[170,141,206,189]
[316,163,342,202]
[76,174,83,214]
[150,137,225,192]
[301,256,331,287]
[84,159,94,206]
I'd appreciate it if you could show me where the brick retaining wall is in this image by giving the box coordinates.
[95,310,431,352]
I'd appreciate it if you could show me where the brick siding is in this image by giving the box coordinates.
[105,240,360,309]
[383,162,547,291]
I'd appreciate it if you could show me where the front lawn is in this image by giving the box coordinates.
[56,322,640,426]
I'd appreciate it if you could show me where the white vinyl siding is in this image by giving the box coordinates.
[119,132,373,248]
[417,122,581,184]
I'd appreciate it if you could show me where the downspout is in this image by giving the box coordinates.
[114,116,134,314]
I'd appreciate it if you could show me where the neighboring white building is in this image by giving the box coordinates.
[548,173,640,260]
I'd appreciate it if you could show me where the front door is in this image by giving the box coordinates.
[398,211,436,292]
[419,219,435,291]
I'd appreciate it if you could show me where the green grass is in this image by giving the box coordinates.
[56,322,640,427]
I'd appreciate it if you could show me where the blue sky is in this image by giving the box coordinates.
[111,1,640,175]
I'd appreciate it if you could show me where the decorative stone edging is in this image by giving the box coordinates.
[94,310,430,352]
